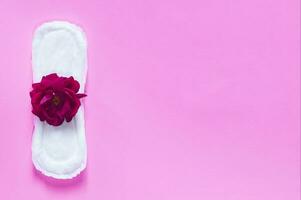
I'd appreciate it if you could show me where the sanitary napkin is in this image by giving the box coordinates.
[31,21,87,179]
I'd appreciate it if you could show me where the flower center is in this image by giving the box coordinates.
[52,95,61,106]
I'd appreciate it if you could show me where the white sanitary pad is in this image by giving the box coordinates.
[31,21,87,179]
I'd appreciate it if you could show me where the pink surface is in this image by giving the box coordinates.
[0,0,299,199]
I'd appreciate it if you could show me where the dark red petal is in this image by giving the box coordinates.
[32,83,42,91]
[41,107,64,126]
[32,100,46,121]
[46,116,64,126]
[30,90,37,98]
[65,115,72,122]
[65,76,80,93]
[42,73,59,81]
[57,98,71,119]
[39,94,53,105]
[70,98,81,118]
[51,77,67,91]
[32,107,45,121]
[31,91,44,105]
[63,91,81,121]
[41,73,60,89]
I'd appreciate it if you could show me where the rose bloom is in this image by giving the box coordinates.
[30,73,86,126]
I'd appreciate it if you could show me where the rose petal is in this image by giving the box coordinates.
[65,76,80,93]
[42,73,58,81]
[57,98,71,119]
[32,83,42,91]
[31,91,44,105]
[64,91,81,121]
[42,106,64,126]
[39,94,53,105]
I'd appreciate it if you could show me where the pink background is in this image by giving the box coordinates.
[0,0,299,199]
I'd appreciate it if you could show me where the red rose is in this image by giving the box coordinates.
[30,73,86,126]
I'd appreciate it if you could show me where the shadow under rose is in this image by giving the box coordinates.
[32,165,87,190]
